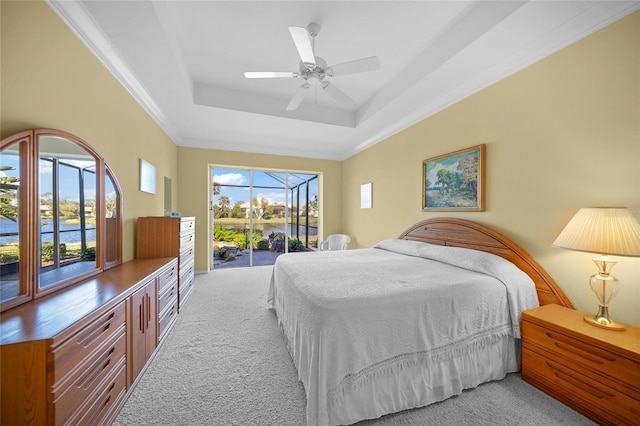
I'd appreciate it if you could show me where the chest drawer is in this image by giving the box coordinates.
[179,244,195,264]
[179,232,195,249]
[180,258,194,278]
[51,301,126,385]
[522,320,640,392]
[180,218,195,234]
[523,348,640,425]
[52,331,126,424]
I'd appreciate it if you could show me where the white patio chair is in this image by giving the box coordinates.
[319,234,350,251]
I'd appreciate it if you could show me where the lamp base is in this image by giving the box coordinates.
[583,314,626,331]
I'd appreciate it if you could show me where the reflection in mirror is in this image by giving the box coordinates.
[0,142,22,304]
[38,135,97,289]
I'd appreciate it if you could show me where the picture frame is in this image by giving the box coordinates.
[360,182,372,209]
[422,144,485,211]
[139,158,157,194]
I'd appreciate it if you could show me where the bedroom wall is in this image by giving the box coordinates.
[342,11,640,327]
[0,1,178,262]
[176,147,342,272]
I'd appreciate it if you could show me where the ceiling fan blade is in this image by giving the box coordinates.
[286,85,308,110]
[321,82,356,108]
[244,72,298,79]
[326,56,380,77]
[289,26,316,68]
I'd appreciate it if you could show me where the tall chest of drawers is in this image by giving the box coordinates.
[522,304,640,426]
[136,216,196,312]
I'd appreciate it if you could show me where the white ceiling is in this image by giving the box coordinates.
[48,1,639,160]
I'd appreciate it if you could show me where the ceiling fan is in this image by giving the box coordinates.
[244,23,380,111]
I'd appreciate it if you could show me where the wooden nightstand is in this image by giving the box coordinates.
[521,304,640,425]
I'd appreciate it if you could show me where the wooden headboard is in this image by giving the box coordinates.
[399,218,573,308]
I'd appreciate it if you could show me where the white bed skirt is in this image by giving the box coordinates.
[326,335,519,425]
[273,306,519,425]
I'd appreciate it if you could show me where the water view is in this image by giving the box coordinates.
[0,218,96,245]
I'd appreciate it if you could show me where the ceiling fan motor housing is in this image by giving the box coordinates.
[300,56,327,84]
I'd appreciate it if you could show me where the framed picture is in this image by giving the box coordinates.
[139,159,156,194]
[360,182,372,209]
[422,144,485,211]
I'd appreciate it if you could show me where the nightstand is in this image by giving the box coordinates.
[521,304,640,425]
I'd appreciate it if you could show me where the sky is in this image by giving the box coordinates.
[212,168,318,207]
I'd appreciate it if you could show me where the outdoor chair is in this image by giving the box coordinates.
[319,234,350,251]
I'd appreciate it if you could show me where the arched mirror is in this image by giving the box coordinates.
[0,129,122,311]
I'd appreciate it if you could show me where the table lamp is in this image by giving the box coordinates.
[552,207,640,330]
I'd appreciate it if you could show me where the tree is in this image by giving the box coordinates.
[309,194,318,216]
[457,154,478,199]
[0,166,19,221]
[252,197,268,220]
[216,196,231,218]
[212,181,221,196]
[231,201,244,218]
[436,169,457,194]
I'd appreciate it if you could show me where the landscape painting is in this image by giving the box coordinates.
[423,144,485,211]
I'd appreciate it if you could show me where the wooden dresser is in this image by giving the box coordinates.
[136,216,195,312]
[0,258,178,425]
[522,304,640,425]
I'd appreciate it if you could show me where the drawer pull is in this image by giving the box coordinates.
[85,382,116,425]
[546,331,616,364]
[548,363,615,400]
[77,312,115,347]
[78,347,115,389]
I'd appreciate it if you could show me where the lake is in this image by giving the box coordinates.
[0,218,96,245]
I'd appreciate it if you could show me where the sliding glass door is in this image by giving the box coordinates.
[211,167,319,269]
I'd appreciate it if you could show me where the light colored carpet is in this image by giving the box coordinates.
[115,266,594,426]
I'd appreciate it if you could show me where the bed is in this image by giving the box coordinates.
[268,218,572,426]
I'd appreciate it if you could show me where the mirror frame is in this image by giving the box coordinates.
[0,129,123,311]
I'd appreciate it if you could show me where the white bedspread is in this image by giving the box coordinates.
[268,240,539,425]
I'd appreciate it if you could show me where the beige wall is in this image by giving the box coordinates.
[343,11,640,326]
[177,147,342,272]
[1,1,178,261]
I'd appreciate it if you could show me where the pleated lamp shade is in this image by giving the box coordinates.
[552,207,640,257]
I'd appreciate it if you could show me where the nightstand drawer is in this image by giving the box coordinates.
[523,320,640,391]
[524,349,640,425]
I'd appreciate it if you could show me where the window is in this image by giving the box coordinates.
[211,167,319,269]
[0,129,122,312]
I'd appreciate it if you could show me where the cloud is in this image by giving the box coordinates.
[426,162,458,186]
[255,191,287,204]
[213,173,245,186]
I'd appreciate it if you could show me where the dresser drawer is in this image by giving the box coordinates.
[158,261,178,293]
[158,278,178,314]
[158,300,178,343]
[522,320,640,392]
[51,301,126,385]
[180,218,195,234]
[523,349,640,425]
[52,332,126,424]
[63,359,127,426]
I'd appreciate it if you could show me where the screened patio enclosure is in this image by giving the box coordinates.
[211,167,319,269]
